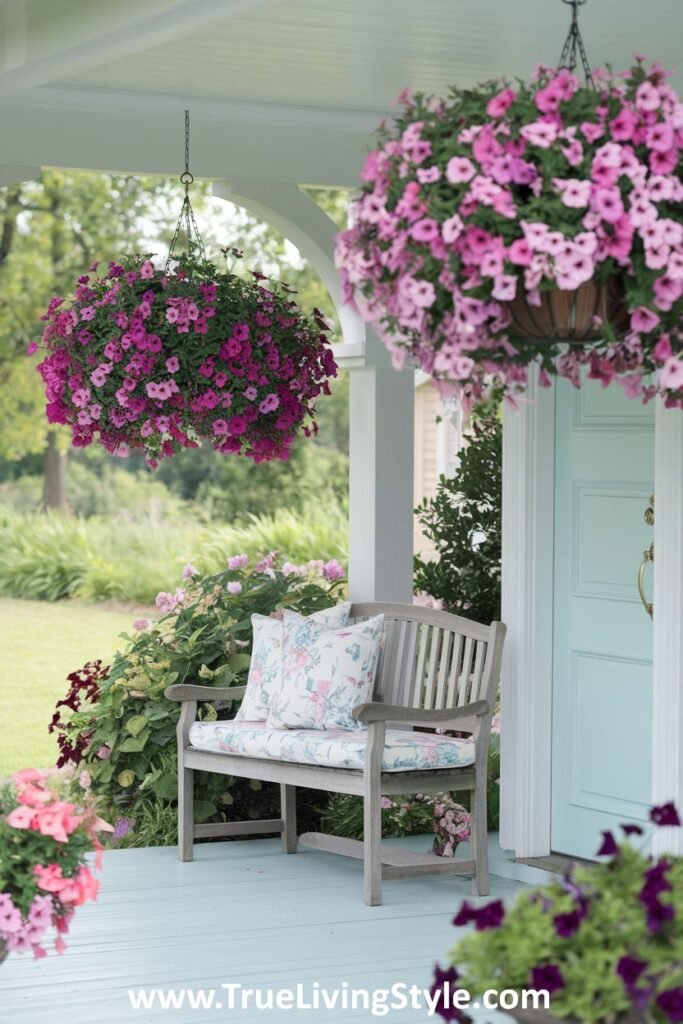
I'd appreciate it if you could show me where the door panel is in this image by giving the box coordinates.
[552,378,654,858]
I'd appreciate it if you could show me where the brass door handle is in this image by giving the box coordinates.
[638,543,654,619]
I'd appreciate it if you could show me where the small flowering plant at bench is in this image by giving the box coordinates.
[431,802,683,1023]
[0,769,106,961]
[35,250,337,465]
[50,552,345,841]
[335,59,683,410]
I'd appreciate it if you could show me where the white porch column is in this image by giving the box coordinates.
[212,181,414,602]
[348,332,414,602]
[652,403,683,856]
[499,380,556,856]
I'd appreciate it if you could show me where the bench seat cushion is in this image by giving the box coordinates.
[188,720,474,773]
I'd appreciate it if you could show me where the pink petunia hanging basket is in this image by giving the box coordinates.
[335,57,683,409]
[34,252,338,466]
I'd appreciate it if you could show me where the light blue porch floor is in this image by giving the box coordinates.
[1,835,553,1024]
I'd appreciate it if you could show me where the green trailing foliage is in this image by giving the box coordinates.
[448,804,683,1023]
[414,415,502,624]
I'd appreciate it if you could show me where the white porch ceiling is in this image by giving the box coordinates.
[0,0,681,185]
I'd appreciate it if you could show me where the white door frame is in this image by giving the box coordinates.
[499,387,683,858]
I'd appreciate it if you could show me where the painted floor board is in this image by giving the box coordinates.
[1,835,551,1024]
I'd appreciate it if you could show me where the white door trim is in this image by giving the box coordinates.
[499,380,556,857]
[652,402,683,856]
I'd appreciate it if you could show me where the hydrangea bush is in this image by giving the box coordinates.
[0,770,105,959]
[51,553,345,840]
[35,252,338,464]
[335,59,683,409]
[432,803,683,1023]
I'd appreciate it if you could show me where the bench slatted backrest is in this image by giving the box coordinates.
[349,603,500,730]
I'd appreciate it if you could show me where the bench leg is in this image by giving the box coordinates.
[470,776,489,897]
[280,784,297,854]
[178,764,194,862]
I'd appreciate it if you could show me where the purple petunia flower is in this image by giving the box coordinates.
[621,823,644,836]
[657,988,683,1023]
[452,898,505,931]
[616,955,648,991]
[596,830,620,856]
[553,907,585,938]
[530,964,565,994]
[650,803,682,828]
[429,964,468,1023]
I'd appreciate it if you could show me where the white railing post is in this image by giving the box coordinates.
[499,380,555,857]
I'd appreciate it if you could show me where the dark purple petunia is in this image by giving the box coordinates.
[642,859,673,897]
[530,964,565,994]
[616,955,648,991]
[657,988,683,1023]
[452,899,505,931]
[644,899,675,933]
[650,803,682,828]
[429,964,469,1023]
[621,823,644,836]
[596,830,620,856]
[473,899,505,930]
[553,908,584,938]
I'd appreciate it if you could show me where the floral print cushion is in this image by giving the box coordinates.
[188,720,475,773]
[266,612,385,731]
[236,602,351,722]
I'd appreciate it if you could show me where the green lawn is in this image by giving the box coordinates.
[0,598,138,776]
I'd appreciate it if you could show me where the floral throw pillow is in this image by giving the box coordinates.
[266,612,385,731]
[236,603,351,722]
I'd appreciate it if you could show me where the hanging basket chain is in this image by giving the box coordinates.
[166,109,207,269]
[558,0,595,88]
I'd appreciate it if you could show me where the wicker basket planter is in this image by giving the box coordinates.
[505,279,629,342]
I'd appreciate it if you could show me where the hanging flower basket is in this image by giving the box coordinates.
[335,59,683,408]
[35,253,338,465]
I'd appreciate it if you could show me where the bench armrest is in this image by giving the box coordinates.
[165,684,247,702]
[352,699,489,725]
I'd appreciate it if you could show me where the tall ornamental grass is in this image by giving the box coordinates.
[0,505,347,604]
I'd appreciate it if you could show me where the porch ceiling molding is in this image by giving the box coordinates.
[500,381,555,858]
[0,95,371,185]
[652,404,683,856]
[0,0,291,97]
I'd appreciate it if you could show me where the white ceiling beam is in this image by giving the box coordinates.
[0,0,290,98]
[0,97,370,186]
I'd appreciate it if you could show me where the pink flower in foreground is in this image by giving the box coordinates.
[182,562,199,580]
[132,618,149,632]
[659,357,683,392]
[630,307,661,334]
[227,581,243,595]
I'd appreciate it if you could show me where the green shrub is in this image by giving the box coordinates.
[414,415,502,624]
[0,506,347,605]
[51,554,345,844]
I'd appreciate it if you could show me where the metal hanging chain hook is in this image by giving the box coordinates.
[166,108,206,269]
[558,0,595,88]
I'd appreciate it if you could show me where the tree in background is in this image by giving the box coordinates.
[413,415,502,624]
[0,171,172,508]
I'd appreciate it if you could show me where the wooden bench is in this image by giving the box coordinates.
[165,602,505,906]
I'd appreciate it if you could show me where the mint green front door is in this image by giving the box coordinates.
[552,378,654,859]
